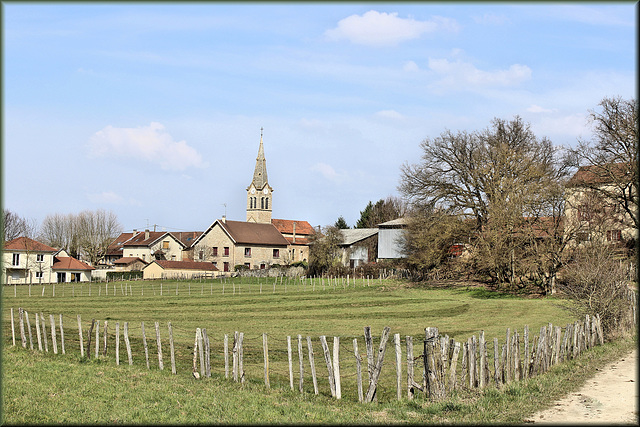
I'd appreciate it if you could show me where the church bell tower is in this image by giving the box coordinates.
[246,128,273,223]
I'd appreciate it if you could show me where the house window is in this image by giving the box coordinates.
[163,241,170,249]
[224,247,229,256]
[12,253,19,266]
[607,230,622,241]
[212,247,218,256]
[244,247,251,257]
[577,205,592,222]
[260,263,266,270]
[35,271,43,279]
[171,255,176,261]
[57,272,66,283]
[199,250,204,260]
[576,231,591,242]
[223,262,230,272]
[244,262,251,269]
[273,249,280,258]
[212,261,217,267]
[36,254,44,262]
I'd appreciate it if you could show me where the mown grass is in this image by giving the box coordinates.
[3,277,627,424]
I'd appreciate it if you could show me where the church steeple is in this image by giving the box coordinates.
[246,128,273,223]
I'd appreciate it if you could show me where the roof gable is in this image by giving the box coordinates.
[221,220,290,246]
[4,237,57,252]
[567,163,632,188]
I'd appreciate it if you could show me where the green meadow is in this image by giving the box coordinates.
[3,277,632,424]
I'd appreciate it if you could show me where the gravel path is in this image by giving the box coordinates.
[526,349,638,424]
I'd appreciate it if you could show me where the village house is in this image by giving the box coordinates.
[2,236,93,283]
[142,259,219,280]
[565,163,637,245]
[337,228,378,268]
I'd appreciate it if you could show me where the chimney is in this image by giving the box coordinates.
[222,215,226,224]
[292,222,297,244]
[145,229,150,240]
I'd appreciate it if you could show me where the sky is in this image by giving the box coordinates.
[2,2,637,234]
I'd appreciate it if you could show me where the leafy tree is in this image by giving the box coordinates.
[399,116,567,288]
[355,196,406,228]
[567,96,638,229]
[334,216,349,229]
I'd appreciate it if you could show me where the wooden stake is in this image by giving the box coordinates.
[406,336,415,399]
[319,335,336,397]
[224,333,229,379]
[59,314,65,355]
[263,333,270,389]
[50,314,58,354]
[394,333,402,399]
[124,322,133,365]
[354,338,363,402]
[115,322,120,365]
[10,308,16,346]
[155,322,164,371]
[42,314,49,352]
[103,320,108,356]
[94,320,100,359]
[298,335,304,393]
[25,311,33,350]
[35,312,43,351]
[77,315,84,357]
[168,322,176,374]
[333,336,341,399]
[364,326,391,403]
[307,336,318,395]
[287,336,294,390]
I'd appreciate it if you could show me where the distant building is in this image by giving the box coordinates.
[377,218,408,260]
[337,228,378,268]
[142,260,219,280]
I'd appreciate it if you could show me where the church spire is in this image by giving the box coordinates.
[251,127,268,189]
[246,127,273,223]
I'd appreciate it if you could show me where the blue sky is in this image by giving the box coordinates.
[3,2,636,234]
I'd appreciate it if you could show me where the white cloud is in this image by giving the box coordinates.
[87,190,124,204]
[403,60,419,72]
[325,10,459,47]
[472,13,510,26]
[374,110,405,120]
[87,122,207,171]
[428,57,532,89]
[527,104,556,114]
[310,162,343,183]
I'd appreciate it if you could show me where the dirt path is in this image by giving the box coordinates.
[526,349,638,424]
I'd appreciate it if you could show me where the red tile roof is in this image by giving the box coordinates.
[123,231,169,246]
[106,232,134,255]
[220,220,290,246]
[271,219,316,236]
[113,257,147,265]
[4,237,57,252]
[174,231,203,248]
[567,163,632,187]
[52,256,95,271]
[150,260,219,271]
[283,236,311,245]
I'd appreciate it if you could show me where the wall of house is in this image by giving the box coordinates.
[2,251,55,284]
[377,228,405,259]
[124,237,183,262]
[142,264,219,280]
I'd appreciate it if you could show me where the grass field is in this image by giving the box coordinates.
[4,276,622,424]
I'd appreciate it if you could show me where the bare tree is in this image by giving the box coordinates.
[39,213,81,258]
[76,209,123,266]
[2,209,38,242]
[399,116,568,288]
[567,96,638,229]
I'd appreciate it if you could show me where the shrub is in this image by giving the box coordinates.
[557,242,636,340]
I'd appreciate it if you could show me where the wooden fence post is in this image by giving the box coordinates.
[307,336,319,395]
[59,314,65,355]
[86,319,95,358]
[514,330,521,381]
[35,312,43,351]
[124,322,133,365]
[319,335,336,397]
[406,336,415,399]
[232,331,238,382]
[224,333,229,379]
[18,308,26,348]
[504,328,511,383]
[238,332,244,384]
[197,328,205,378]
[263,333,270,389]
[50,314,58,354]
[354,338,363,402]
[95,320,100,359]
[493,337,500,386]
[479,331,486,389]
[203,328,210,377]
[333,336,341,399]
[363,326,375,399]
[449,341,461,392]
[155,322,164,371]
[287,336,294,390]
[115,322,120,366]
[523,325,529,379]
[467,337,474,388]
[192,329,199,377]
[103,321,108,357]
[11,308,16,346]
[25,311,33,350]
[364,326,391,403]
[76,315,83,357]
[168,322,176,374]
[394,333,402,400]
[461,342,468,388]
[141,322,150,369]
[298,335,304,393]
